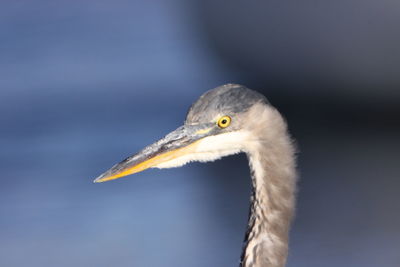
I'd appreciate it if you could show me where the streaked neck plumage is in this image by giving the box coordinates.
[240,104,297,267]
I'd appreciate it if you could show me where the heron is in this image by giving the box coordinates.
[94,84,297,267]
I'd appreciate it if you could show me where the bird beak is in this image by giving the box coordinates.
[94,124,214,183]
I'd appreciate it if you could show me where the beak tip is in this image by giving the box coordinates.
[93,174,107,183]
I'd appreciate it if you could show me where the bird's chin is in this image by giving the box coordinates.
[154,131,250,169]
[154,149,242,169]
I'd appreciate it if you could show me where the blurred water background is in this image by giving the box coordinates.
[1,1,399,266]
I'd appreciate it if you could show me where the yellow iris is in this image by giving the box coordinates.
[217,116,231,128]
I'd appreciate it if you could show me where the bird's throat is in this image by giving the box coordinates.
[240,137,296,267]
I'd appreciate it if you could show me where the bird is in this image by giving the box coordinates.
[94,84,297,267]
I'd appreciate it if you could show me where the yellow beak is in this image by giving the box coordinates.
[93,124,213,183]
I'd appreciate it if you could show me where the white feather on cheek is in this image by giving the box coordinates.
[154,131,251,169]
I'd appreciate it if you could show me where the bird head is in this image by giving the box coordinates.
[94,84,269,183]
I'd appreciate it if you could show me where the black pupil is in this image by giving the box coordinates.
[221,119,227,124]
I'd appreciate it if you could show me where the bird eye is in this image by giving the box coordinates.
[217,116,231,128]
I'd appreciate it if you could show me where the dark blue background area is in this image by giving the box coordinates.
[1,1,399,266]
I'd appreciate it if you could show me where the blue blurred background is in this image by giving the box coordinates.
[1,1,399,266]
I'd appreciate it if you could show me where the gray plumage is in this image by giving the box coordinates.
[186,84,268,124]
[95,84,297,267]
[188,84,297,266]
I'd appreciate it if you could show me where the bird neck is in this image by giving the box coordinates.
[240,109,297,267]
